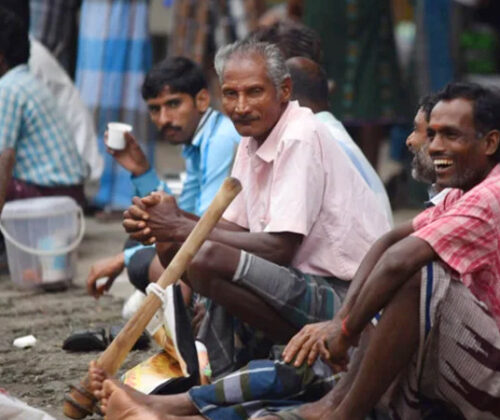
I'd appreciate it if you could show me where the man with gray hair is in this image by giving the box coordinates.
[120,39,391,382]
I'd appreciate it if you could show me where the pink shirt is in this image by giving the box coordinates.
[224,101,391,280]
[413,164,500,331]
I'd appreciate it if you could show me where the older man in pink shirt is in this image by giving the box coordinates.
[122,39,391,378]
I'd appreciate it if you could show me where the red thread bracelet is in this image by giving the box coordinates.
[341,316,351,337]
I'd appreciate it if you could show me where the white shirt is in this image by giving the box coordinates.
[29,38,103,181]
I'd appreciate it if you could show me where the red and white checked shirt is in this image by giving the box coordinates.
[412,164,500,331]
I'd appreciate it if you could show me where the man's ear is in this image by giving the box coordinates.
[195,89,210,113]
[280,76,292,103]
[484,129,500,157]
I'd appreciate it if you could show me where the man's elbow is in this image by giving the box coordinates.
[379,237,433,279]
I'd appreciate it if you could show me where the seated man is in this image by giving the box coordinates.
[85,56,240,300]
[90,84,500,420]
[0,6,86,210]
[0,0,103,183]
[121,39,391,378]
[286,56,393,223]
[276,82,500,419]
[406,93,453,206]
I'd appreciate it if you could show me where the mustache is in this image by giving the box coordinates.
[161,124,182,134]
[233,115,258,124]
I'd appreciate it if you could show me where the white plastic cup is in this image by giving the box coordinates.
[107,122,133,150]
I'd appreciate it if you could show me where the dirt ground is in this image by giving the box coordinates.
[0,206,419,419]
[0,217,158,420]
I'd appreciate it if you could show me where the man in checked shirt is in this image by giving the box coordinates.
[278,82,500,420]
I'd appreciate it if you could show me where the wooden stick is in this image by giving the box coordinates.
[63,177,242,418]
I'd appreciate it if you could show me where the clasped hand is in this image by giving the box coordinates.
[122,192,185,244]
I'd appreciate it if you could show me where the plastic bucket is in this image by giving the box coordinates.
[0,196,85,290]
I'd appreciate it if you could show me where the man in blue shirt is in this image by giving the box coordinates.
[86,57,240,298]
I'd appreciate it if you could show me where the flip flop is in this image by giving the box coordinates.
[62,328,108,352]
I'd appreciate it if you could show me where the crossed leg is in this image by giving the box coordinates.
[161,240,297,343]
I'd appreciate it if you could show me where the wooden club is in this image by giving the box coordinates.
[63,177,242,418]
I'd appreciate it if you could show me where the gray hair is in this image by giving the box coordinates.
[214,40,290,90]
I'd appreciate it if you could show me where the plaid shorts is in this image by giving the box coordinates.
[233,251,349,328]
[198,252,349,378]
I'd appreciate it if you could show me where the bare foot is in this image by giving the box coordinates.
[101,379,165,420]
[96,377,198,417]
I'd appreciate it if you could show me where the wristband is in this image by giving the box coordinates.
[341,316,351,338]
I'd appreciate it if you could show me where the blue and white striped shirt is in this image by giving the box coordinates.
[124,108,240,265]
[0,65,85,186]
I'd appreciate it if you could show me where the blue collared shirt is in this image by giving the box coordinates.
[0,65,85,186]
[124,108,240,265]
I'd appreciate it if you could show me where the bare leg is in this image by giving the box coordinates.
[185,241,296,342]
[148,254,164,282]
[329,272,421,420]
[101,379,205,420]
[89,362,199,417]
[261,272,419,420]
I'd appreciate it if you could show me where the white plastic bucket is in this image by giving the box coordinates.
[0,197,85,290]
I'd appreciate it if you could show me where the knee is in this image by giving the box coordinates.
[186,241,220,297]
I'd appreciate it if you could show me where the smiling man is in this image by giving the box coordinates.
[406,95,436,186]
[86,57,240,299]
[121,39,390,380]
[406,94,453,207]
[276,82,500,420]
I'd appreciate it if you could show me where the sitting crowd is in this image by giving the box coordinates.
[0,5,498,420]
[87,40,500,420]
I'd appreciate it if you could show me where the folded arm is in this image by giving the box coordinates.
[344,235,436,337]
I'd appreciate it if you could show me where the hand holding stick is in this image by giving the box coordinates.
[63,177,242,418]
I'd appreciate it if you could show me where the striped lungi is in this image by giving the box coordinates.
[390,262,500,419]
[75,0,153,210]
[188,353,338,420]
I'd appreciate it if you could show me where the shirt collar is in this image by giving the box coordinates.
[426,187,452,207]
[190,107,214,148]
[425,164,500,206]
[251,101,297,163]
